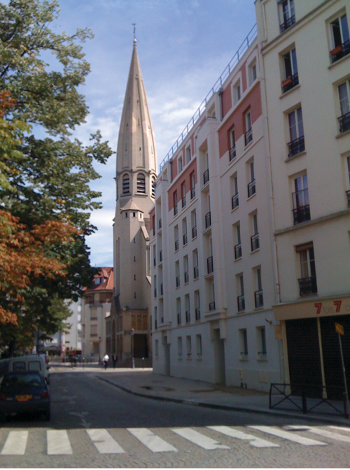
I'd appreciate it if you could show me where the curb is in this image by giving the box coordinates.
[96,375,348,425]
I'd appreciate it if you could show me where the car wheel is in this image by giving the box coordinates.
[44,411,51,421]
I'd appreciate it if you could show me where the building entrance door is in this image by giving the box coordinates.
[163,336,170,376]
[213,329,226,385]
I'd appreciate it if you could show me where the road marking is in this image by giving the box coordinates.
[330,426,350,433]
[1,431,28,455]
[172,428,230,450]
[304,427,350,443]
[127,428,177,453]
[86,429,125,454]
[248,426,326,446]
[208,426,279,448]
[47,430,73,455]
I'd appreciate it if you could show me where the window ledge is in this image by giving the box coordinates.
[285,150,306,162]
[257,355,268,362]
[279,83,300,99]
[244,140,254,151]
[234,256,242,262]
[250,248,260,255]
[247,192,256,202]
[328,53,350,70]
[196,355,203,361]
[231,205,239,214]
[336,128,350,139]
[254,306,264,311]
[239,356,249,362]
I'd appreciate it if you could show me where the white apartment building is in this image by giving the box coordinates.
[256,0,350,397]
[150,28,282,391]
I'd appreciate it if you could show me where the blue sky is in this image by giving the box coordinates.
[52,0,257,267]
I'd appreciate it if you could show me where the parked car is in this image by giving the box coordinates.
[0,355,50,384]
[0,371,50,421]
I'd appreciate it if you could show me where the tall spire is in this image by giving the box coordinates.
[116,40,157,178]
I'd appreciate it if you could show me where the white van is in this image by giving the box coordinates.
[0,355,50,384]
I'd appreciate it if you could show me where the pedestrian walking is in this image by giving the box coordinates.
[103,353,109,370]
[112,353,117,368]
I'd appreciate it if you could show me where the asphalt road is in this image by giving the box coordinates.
[0,370,350,467]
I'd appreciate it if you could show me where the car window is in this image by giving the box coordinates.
[28,361,41,371]
[13,362,26,371]
[2,374,43,389]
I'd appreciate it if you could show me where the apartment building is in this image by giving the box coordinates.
[150,28,282,391]
[256,0,350,396]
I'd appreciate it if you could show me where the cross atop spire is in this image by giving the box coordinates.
[132,23,136,44]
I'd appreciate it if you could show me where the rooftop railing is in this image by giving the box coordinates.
[159,24,258,172]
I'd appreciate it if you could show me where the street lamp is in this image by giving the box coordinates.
[131,328,135,369]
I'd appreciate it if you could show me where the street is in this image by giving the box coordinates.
[0,369,350,467]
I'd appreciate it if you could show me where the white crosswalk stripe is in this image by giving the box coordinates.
[330,426,350,433]
[208,426,279,448]
[248,425,327,446]
[127,428,178,453]
[1,431,28,455]
[172,427,230,450]
[47,430,73,455]
[86,429,125,454]
[289,426,350,443]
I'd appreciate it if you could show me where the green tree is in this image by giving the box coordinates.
[0,0,114,352]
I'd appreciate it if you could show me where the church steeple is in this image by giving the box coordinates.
[116,40,157,198]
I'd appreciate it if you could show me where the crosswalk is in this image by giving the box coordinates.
[0,425,349,456]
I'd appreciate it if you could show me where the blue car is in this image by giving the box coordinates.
[0,371,50,421]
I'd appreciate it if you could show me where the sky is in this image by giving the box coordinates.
[51,0,257,267]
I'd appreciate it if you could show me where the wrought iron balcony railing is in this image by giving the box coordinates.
[184,272,189,284]
[339,112,350,134]
[153,258,156,267]
[209,301,216,311]
[298,276,317,296]
[280,14,295,33]
[182,196,186,208]
[203,169,209,185]
[160,283,163,296]
[330,39,350,64]
[154,288,157,298]
[195,308,201,321]
[158,218,162,229]
[251,233,260,252]
[193,266,199,279]
[205,211,211,229]
[245,127,253,146]
[232,192,239,210]
[288,135,305,158]
[155,319,158,330]
[207,256,214,274]
[183,233,188,246]
[192,226,197,239]
[159,250,163,262]
[174,204,178,216]
[255,290,264,308]
[161,316,164,324]
[237,294,245,312]
[186,311,191,323]
[234,243,242,260]
[229,145,236,162]
[191,187,195,199]
[248,179,256,197]
[176,276,180,288]
[175,239,179,251]
[293,204,310,225]
[282,72,299,93]
[177,313,181,325]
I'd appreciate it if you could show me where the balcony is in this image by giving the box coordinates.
[330,40,350,64]
[298,276,317,296]
[251,233,260,252]
[209,301,216,311]
[155,319,158,330]
[160,283,163,296]
[237,294,245,312]
[247,179,256,198]
[158,218,162,230]
[232,192,239,210]
[203,169,209,185]
[186,311,191,323]
[182,196,186,209]
[255,290,264,308]
[282,73,299,94]
[175,239,179,251]
[347,190,350,208]
[174,204,178,216]
[229,145,236,162]
[195,308,201,321]
[191,187,195,200]
[154,288,157,298]
[159,250,163,262]
[184,272,189,284]
[288,135,305,158]
[280,14,295,33]
[194,266,199,279]
[205,211,211,229]
[293,204,310,225]
[339,112,350,134]
[183,233,188,246]
[176,276,180,288]
[177,313,181,325]
[192,226,197,239]
[245,127,253,146]
[207,256,214,274]
[234,243,242,260]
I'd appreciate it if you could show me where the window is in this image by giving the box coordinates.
[151,176,156,198]
[175,262,180,288]
[330,13,350,63]
[178,156,183,173]
[195,291,200,321]
[181,182,186,208]
[251,212,259,251]
[182,218,187,246]
[282,48,299,93]
[190,171,195,199]
[176,298,181,325]
[293,174,310,224]
[237,274,245,312]
[209,282,215,311]
[254,267,264,308]
[347,157,350,207]
[279,0,295,33]
[177,337,183,357]
[229,129,236,162]
[174,225,179,251]
[91,324,97,336]
[257,326,267,357]
[247,160,256,197]
[122,174,130,194]
[191,210,197,239]
[153,244,156,267]
[245,110,253,145]
[186,335,192,358]
[248,59,257,86]
[185,294,190,323]
[338,80,350,133]
[296,243,317,296]
[239,329,248,357]
[155,340,159,358]
[231,173,239,209]
[184,256,189,284]
[287,107,305,157]
[233,80,241,105]
[186,145,191,164]
[234,223,242,260]
[137,173,146,193]
[173,191,178,216]
[196,335,202,357]
[154,275,157,298]
[193,249,199,279]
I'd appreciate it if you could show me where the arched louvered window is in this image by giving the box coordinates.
[151,176,156,198]
[137,173,146,193]
[122,174,130,194]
